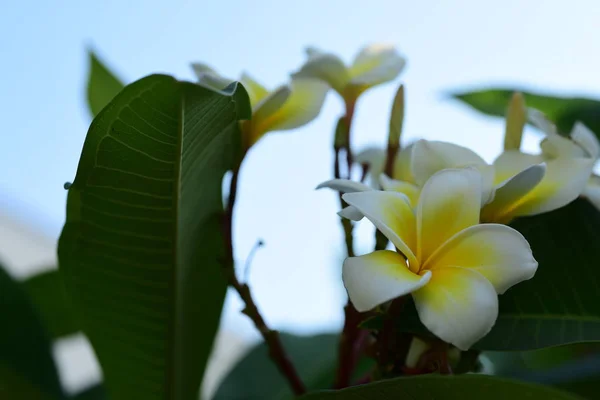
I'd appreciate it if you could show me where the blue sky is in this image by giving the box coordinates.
[3,0,600,343]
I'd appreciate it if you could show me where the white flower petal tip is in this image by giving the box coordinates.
[413,267,499,350]
[571,122,600,159]
[343,251,431,312]
[315,179,372,193]
[338,206,364,221]
[349,44,406,87]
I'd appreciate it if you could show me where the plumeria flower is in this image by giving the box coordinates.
[482,110,597,222]
[292,44,406,104]
[521,109,600,210]
[191,63,329,149]
[341,167,538,350]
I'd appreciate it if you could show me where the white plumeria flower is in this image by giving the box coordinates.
[191,63,329,148]
[483,111,597,222]
[524,110,600,211]
[341,167,538,350]
[293,44,406,101]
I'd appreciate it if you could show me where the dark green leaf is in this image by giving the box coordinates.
[451,88,600,137]
[23,269,78,339]
[70,383,107,400]
[300,375,582,400]
[0,264,65,399]
[214,333,374,400]
[86,50,125,118]
[394,199,600,350]
[58,74,251,400]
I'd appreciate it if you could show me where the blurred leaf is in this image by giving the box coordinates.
[299,375,582,399]
[214,333,374,400]
[58,74,251,400]
[392,199,600,351]
[452,88,600,137]
[23,269,78,339]
[86,50,125,118]
[0,264,65,399]
[70,384,106,400]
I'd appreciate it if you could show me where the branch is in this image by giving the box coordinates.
[334,101,364,389]
[223,166,306,396]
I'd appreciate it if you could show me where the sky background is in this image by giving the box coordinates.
[3,0,600,394]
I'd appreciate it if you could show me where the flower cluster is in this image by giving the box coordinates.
[194,43,600,351]
[318,94,600,349]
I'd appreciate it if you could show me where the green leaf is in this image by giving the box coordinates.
[58,74,251,400]
[392,199,600,351]
[214,333,374,400]
[451,88,600,137]
[86,50,125,118]
[299,375,583,399]
[23,269,78,339]
[0,264,65,399]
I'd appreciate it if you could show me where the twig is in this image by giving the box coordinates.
[223,166,306,396]
[334,100,363,389]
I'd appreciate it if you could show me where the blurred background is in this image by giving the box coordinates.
[3,0,600,397]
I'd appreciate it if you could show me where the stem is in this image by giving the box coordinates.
[377,297,406,374]
[223,165,306,396]
[383,143,399,178]
[343,99,356,176]
[334,98,362,389]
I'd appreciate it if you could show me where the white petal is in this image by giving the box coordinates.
[355,147,386,188]
[528,108,557,136]
[411,140,493,202]
[492,150,545,184]
[316,179,372,193]
[239,72,269,108]
[338,206,364,221]
[425,224,538,294]
[413,267,498,350]
[343,250,430,312]
[571,122,600,159]
[583,174,600,210]
[379,174,420,207]
[417,167,482,265]
[529,110,587,159]
[348,44,406,88]
[509,156,595,217]
[191,63,234,90]
[342,191,417,268]
[481,164,546,223]
[293,51,349,93]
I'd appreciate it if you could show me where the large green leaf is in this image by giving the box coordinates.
[299,375,582,399]
[386,199,600,350]
[214,333,374,400]
[23,269,78,339]
[0,264,65,399]
[452,88,600,137]
[86,50,125,118]
[58,74,250,400]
